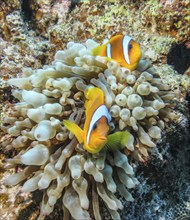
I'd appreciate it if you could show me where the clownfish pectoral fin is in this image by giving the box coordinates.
[63,120,84,144]
[105,131,134,151]
[104,132,123,151]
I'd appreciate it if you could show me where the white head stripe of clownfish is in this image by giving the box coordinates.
[86,105,111,145]
[122,35,132,65]
[106,43,112,58]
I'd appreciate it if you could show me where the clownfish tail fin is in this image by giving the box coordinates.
[63,120,84,144]
[91,45,104,56]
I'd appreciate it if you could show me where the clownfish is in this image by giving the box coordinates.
[91,35,142,71]
[63,87,111,154]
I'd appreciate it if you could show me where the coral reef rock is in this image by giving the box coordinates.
[1,38,178,219]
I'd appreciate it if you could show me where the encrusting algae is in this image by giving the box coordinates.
[1,35,179,219]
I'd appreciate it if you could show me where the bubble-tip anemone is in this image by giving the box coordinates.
[1,37,178,219]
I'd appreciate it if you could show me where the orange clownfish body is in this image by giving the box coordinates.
[63,87,111,154]
[92,35,142,71]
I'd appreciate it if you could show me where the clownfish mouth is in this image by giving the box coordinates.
[85,136,108,154]
[97,137,107,141]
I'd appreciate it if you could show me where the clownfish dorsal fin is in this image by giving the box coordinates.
[84,87,104,110]
[83,88,105,133]
[84,95,104,132]
[63,120,84,144]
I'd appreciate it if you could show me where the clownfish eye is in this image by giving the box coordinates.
[92,122,98,130]
[128,43,133,50]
